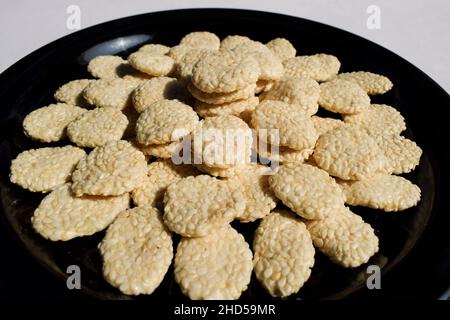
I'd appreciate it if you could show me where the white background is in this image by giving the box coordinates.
[0,0,449,92]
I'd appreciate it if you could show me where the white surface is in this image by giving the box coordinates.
[0,0,449,92]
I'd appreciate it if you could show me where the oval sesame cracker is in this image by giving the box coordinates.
[128,51,175,76]
[176,48,211,84]
[87,55,134,79]
[319,79,370,114]
[194,163,254,178]
[192,115,253,168]
[10,146,86,193]
[253,210,315,297]
[339,174,421,211]
[23,103,86,142]
[99,206,172,295]
[180,31,221,50]
[343,104,406,135]
[138,140,182,159]
[131,159,199,210]
[220,35,252,50]
[71,140,147,196]
[260,76,320,116]
[257,142,314,164]
[67,107,128,148]
[122,71,153,82]
[32,184,129,241]
[283,54,340,82]
[132,77,191,113]
[313,125,386,180]
[83,78,141,110]
[163,175,238,237]
[137,43,170,55]
[54,79,94,108]
[194,97,259,118]
[168,44,197,62]
[374,134,422,174]
[174,225,252,300]
[226,166,278,222]
[231,40,284,81]
[311,116,344,136]
[251,100,318,150]
[187,82,256,105]
[269,163,346,219]
[335,71,393,95]
[192,50,260,93]
[305,207,379,268]
[265,38,297,61]
[136,99,199,145]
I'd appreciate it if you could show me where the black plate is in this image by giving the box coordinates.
[0,9,449,300]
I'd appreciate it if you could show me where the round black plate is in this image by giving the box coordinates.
[0,9,449,300]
